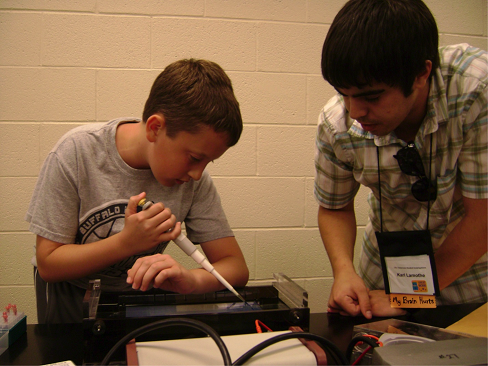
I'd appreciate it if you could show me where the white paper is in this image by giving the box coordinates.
[136,330,317,366]
[385,255,435,295]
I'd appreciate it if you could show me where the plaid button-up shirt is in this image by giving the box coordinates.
[314,44,487,305]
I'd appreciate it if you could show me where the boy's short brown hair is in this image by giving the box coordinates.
[143,59,242,146]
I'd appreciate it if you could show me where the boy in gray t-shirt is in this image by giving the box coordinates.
[26,59,249,324]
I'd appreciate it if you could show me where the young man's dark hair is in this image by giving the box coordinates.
[321,0,439,96]
[143,58,242,146]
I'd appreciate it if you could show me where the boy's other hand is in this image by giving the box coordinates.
[127,253,197,294]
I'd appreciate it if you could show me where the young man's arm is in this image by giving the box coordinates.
[318,201,374,319]
[367,197,487,314]
[434,197,487,289]
[127,236,249,294]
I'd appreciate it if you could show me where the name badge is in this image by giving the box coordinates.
[376,230,440,308]
[385,255,435,294]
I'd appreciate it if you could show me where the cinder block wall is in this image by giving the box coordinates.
[1,1,486,324]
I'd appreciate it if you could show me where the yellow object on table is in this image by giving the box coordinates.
[446,303,487,337]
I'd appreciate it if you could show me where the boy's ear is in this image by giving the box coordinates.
[146,114,166,142]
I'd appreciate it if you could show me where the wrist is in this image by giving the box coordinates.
[332,262,357,278]
[111,231,134,258]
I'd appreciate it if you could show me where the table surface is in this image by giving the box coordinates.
[0,302,484,365]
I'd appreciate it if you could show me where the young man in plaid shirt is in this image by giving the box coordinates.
[315,0,487,318]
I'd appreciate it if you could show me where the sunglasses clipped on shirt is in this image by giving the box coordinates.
[393,142,437,202]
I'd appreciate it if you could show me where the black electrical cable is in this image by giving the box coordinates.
[345,335,381,362]
[231,332,349,365]
[101,318,350,365]
[100,317,232,366]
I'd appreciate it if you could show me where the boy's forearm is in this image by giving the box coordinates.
[36,233,132,282]
[190,255,249,294]
[196,236,249,293]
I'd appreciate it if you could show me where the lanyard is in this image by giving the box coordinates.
[375,133,434,232]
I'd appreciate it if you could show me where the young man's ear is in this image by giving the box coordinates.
[145,114,165,142]
[413,60,433,89]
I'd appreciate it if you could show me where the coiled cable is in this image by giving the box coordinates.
[101,317,231,365]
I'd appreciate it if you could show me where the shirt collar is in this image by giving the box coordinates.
[426,67,448,130]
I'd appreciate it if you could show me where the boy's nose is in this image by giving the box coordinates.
[187,166,205,181]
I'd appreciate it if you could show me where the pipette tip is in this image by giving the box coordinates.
[232,290,249,306]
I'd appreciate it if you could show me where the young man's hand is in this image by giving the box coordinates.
[327,270,373,319]
[127,253,197,294]
[368,290,407,317]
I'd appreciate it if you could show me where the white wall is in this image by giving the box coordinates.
[0,0,486,324]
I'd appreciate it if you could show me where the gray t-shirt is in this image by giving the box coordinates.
[26,117,233,291]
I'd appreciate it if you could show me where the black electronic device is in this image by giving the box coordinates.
[82,273,309,364]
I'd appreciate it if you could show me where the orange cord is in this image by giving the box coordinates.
[362,334,383,347]
[255,319,273,333]
[351,334,383,365]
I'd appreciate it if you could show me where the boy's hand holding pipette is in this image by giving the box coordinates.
[125,194,198,293]
[127,196,248,299]
[119,193,181,256]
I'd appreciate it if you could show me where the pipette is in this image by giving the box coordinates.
[137,198,246,304]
